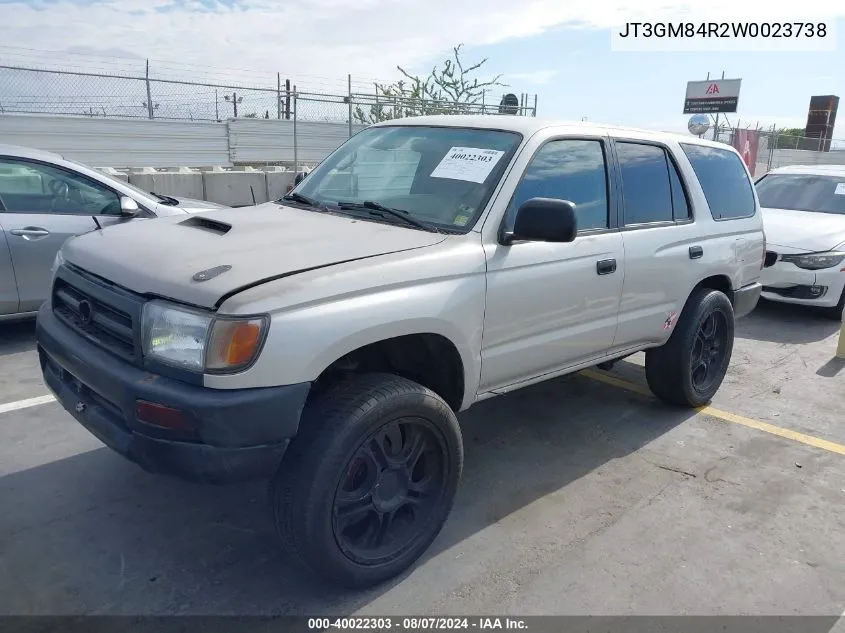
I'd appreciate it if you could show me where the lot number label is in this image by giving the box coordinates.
[431,147,505,183]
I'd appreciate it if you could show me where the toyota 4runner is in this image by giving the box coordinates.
[36,116,764,589]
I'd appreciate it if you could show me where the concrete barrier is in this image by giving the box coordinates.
[263,166,296,201]
[97,167,129,182]
[202,166,269,207]
[129,167,205,200]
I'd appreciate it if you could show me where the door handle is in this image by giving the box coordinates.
[689,245,703,259]
[596,258,617,275]
[10,227,50,239]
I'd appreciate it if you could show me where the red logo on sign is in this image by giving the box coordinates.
[705,83,720,95]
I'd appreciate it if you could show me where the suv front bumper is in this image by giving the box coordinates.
[36,302,311,484]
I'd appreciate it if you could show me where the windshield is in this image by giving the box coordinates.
[292,125,523,231]
[755,173,845,215]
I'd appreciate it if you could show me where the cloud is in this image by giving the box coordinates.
[505,69,560,85]
[63,45,144,59]
[2,0,843,94]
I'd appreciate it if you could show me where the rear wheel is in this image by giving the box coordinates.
[645,288,735,408]
[270,373,463,588]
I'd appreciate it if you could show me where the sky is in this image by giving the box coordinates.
[0,0,843,135]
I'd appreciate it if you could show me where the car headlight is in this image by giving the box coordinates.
[141,300,268,373]
[780,252,845,270]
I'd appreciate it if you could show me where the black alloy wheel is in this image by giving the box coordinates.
[332,418,446,565]
[689,311,730,397]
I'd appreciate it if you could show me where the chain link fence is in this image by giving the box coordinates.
[708,125,845,176]
[0,64,538,123]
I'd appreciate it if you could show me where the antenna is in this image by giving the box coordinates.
[92,216,102,230]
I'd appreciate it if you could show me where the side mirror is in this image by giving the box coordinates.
[502,197,578,245]
[119,196,140,217]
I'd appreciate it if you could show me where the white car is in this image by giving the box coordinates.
[756,165,845,319]
[0,144,227,321]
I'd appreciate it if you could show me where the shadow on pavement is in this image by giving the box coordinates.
[0,373,697,616]
[0,320,37,357]
[736,299,840,345]
[817,357,845,378]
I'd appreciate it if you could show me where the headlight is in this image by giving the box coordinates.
[141,300,268,373]
[780,252,845,270]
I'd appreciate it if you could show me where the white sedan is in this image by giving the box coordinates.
[756,164,845,320]
[1,143,227,322]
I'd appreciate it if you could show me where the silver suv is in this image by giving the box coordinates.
[36,116,765,589]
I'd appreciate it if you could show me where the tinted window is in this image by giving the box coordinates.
[0,158,121,215]
[755,174,845,215]
[668,157,691,219]
[509,139,609,231]
[681,144,756,219]
[296,125,522,231]
[617,143,673,224]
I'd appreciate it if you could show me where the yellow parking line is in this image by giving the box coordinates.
[580,369,845,456]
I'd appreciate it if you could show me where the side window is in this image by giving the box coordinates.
[0,158,121,216]
[680,143,756,220]
[616,142,673,225]
[509,139,609,231]
[668,156,691,220]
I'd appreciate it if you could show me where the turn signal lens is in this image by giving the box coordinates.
[206,317,267,371]
[136,400,195,431]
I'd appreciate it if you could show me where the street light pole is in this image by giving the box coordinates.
[224,92,242,118]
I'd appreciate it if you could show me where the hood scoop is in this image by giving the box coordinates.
[192,265,233,283]
[179,215,232,235]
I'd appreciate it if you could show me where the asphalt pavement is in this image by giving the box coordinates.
[2,300,845,616]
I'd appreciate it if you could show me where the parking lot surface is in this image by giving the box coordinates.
[2,300,845,616]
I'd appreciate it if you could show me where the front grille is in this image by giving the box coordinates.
[764,251,779,267]
[53,276,136,360]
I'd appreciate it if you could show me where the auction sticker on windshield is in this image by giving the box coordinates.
[430,147,505,183]
[835,182,845,196]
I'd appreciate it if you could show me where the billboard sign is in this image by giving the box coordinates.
[683,79,742,114]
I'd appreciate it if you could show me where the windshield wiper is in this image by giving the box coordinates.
[151,192,179,206]
[337,200,439,233]
[282,192,327,211]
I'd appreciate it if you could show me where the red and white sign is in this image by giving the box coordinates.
[732,129,760,177]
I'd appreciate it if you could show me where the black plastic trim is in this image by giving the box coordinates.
[36,302,311,484]
[733,282,763,318]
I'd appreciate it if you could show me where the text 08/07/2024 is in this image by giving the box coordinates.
[307,617,529,630]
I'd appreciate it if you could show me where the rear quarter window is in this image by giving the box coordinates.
[680,143,757,220]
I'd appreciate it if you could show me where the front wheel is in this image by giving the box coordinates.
[270,373,463,589]
[820,285,845,321]
[645,288,735,408]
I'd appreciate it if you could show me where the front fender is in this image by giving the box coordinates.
[204,275,487,411]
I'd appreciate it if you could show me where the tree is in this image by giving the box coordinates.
[771,126,806,149]
[353,44,507,124]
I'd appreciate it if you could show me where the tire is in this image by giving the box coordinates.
[645,287,735,408]
[270,372,463,589]
[820,286,845,321]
